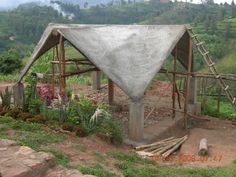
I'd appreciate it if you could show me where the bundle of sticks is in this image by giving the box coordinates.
[135,135,188,159]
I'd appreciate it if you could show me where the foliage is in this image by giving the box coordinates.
[0,49,22,74]
[30,52,52,74]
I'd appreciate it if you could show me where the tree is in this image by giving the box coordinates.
[231,0,236,17]
[0,49,22,74]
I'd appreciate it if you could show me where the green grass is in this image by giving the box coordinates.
[0,74,19,82]
[0,116,41,132]
[67,75,92,85]
[67,75,108,85]
[201,97,235,119]
[109,150,236,177]
[79,164,118,177]
[43,149,70,167]
[92,150,106,163]
[72,143,86,152]
[108,150,154,165]
[1,116,236,176]
[0,116,65,151]
[0,116,68,167]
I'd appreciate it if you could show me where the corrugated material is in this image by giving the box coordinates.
[19,24,191,100]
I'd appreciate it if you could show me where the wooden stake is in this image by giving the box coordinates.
[108,79,114,105]
[172,46,177,119]
[58,37,62,92]
[52,47,55,97]
[61,36,66,91]
[217,87,221,113]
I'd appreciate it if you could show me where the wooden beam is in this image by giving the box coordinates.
[108,79,114,105]
[51,60,94,66]
[63,68,98,77]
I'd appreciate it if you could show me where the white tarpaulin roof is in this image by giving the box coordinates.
[19,24,192,100]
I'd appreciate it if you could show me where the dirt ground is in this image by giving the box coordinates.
[1,80,236,168]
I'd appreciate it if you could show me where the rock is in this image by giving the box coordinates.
[15,146,34,156]
[0,139,92,177]
[0,139,17,147]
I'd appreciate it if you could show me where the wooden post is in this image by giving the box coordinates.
[217,87,221,113]
[13,82,24,107]
[58,37,62,92]
[183,37,193,129]
[108,79,114,105]
[129,99,144,141]
[172,46,177,119]
[60,35,66,91]
[52,47,55,97]
[202,78,207,112]
[92,71,101,90]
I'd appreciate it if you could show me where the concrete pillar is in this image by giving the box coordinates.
[129,99,144,141]
[13,82,24,107]
[188,77,197,104]
[188,77,201,115]
[91,71,101,90]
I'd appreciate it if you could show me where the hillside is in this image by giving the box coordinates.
[0,1,236,72]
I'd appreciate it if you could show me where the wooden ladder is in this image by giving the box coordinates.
[186,25,236,110]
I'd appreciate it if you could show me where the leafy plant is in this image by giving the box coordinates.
[0,87,12,109]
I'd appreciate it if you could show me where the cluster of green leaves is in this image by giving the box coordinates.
[24,75,42,114]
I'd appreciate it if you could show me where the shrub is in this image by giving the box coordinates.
[0,49,22,74]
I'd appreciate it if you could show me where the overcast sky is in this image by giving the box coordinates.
[0,0,235,9]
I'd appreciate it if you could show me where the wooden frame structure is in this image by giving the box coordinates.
[18,24,206,142]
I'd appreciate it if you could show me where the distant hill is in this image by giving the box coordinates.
[0,1,236,71]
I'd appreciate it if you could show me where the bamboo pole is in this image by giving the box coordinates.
[183,37,193,129]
